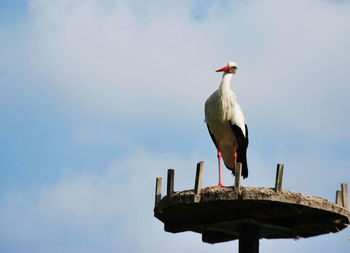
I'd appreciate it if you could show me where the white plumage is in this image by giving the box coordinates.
[205,62,248,186]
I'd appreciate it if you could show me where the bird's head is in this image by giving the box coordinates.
[216,62,238,74]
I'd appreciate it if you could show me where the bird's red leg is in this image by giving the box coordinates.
[209,146,223,188]
[218,148,223,186]
[234,146,237,174]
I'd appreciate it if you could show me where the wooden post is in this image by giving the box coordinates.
[235,163,242,193]
[336,190,343,206]
[275,164,284,192]
[239,225,259,253]
[194,161,204,195]
[167,169,174,197]
[155,177,162,206]
[341,183,348,209]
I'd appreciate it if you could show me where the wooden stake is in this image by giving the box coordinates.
[155,177,162,206]
[235,163,242,193]
[341,183,348,209]
[336,190,343,206]
[275,164,284,192]
[167,169,174,197]
[194,161,204,195]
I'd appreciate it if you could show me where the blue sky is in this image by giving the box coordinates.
[0,0,350,252]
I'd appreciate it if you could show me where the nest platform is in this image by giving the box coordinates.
[153,162,349,252]
[154,186,349,243]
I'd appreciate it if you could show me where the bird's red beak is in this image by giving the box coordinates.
[215,65,231,72]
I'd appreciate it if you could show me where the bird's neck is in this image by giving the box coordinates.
[219,73,234,93]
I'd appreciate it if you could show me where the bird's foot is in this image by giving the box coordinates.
[208,183,223,188]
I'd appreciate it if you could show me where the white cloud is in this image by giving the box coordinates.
[2,0,345,142]
[0,150,228,252]
[37,151,192,223]
[24,0,220,120]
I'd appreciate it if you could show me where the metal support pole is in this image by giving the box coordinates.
[239,225,259,253]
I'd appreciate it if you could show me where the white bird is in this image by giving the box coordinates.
[205,62,248,187]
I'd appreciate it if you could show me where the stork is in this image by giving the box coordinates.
[205,62,248,187]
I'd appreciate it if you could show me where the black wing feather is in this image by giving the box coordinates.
[231,124,249,179]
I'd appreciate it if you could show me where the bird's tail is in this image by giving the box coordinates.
[241,158,248,179]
